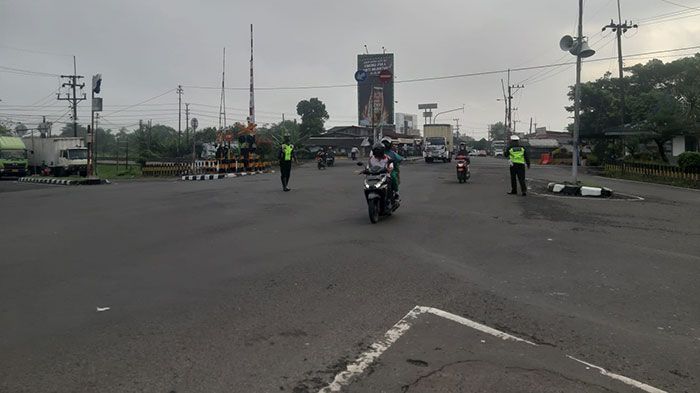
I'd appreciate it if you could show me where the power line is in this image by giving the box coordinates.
[0,65,61,77]
[657,0,700,12]
[0,45,72,57]
[102,88,175,116]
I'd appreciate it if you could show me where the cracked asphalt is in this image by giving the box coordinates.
[1,157,698,392]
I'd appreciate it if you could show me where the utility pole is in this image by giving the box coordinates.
[453,118,461,135]
[185,103,190,145]
[219,47,227,130]
[603,0,638,126]
[57,56,86,137]
[573,0,584,183]
[177,85,183,155]
[94,112,100,175]
[529,117,533,135]
[506,69,525,139]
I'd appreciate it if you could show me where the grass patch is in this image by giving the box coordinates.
[95,163,142,179]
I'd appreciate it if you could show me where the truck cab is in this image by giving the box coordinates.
[0,136,29,178]
[422,124,453,163]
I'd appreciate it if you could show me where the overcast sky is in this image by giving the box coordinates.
[2,0,700,139]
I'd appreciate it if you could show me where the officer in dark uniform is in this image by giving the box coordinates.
[504,135,531,196]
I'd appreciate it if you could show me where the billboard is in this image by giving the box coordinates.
[357,54,394,127]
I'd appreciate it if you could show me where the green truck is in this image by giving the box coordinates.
[0,136,29,178]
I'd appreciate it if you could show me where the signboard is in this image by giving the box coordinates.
[418,103,438,110]
[92,97,103,112]
[354,70,367,82]
[357,53,394,127]
[190,118,199,130]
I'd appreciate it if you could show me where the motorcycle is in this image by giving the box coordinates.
[456,155,471,183]
[358,162,399,224]
[317,155,327,170]
[326,155,335,167]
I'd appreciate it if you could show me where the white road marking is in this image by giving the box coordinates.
[96,306,110,312]
[419,306,536,345]
[567,355,668,393]
[319,305,668,393]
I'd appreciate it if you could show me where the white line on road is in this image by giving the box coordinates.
[318,306,534,393]
[567,355,668,393]
[319,305,667,393]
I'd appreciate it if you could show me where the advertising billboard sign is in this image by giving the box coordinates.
[357,54,394,127]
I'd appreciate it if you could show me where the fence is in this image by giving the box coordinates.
[142,156,275,177]
[604,162,700,184]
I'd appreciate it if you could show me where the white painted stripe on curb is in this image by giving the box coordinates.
[567,355,667,393]
[319,306,665,393]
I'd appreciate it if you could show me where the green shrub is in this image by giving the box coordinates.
[586,153,600,166]
[678,151,700,172]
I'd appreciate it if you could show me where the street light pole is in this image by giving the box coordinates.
[433,105,465,123]
[573,0,584,183]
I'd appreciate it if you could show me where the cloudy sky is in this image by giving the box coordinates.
[2,0,700,139]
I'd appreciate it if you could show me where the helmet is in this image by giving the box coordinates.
[372,143,385,157]
[380,137,392,149]
[459,142,466,147]
[510,135,520,141]
[283,135,290,143]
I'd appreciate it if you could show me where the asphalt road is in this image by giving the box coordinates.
[1,158,698,392]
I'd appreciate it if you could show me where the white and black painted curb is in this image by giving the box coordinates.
[548,182,613,197]
[19,177,77,185]
[181,170,275,181]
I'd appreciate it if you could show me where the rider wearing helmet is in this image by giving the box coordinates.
[380,137,403,198]
[367,143,394,174]
[456,142,471,163]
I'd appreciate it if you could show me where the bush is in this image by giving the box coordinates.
[678,151,700,172]
[586,153,600,166]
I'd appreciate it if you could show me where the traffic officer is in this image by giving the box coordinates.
[504,135,530,196]
[278,135,296,192]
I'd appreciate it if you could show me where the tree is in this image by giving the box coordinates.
[14,123,28,137]
[569,55,700,162]
[0,123,12,136]
[473,138,490,150]
[296,98,329,137]
[60,123,88,137]
[489,122,507,140]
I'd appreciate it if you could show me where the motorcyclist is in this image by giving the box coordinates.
[380,137,403,198]
[364,143,395,175]
[456,142,471,164]
[316,147,327,161]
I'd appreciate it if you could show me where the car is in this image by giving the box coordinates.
[468,149,479,156]
[478,150,488,156]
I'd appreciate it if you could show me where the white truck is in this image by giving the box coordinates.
[23,136,88,176]
[423,124,452,163]
[492,140,506,157]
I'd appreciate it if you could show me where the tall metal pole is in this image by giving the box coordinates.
[573,0,584,183]
[177,85,183,155]
[249,24,255,125]
[72,56,78,137]
[616,0,625,126]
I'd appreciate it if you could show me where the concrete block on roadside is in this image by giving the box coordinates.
[580,186,602,197]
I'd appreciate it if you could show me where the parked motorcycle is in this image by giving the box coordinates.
[358,162,399,224]
[456,155,471,183]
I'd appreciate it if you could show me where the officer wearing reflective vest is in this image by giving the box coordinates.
[278,135,297,192]
[504,135,530,196]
